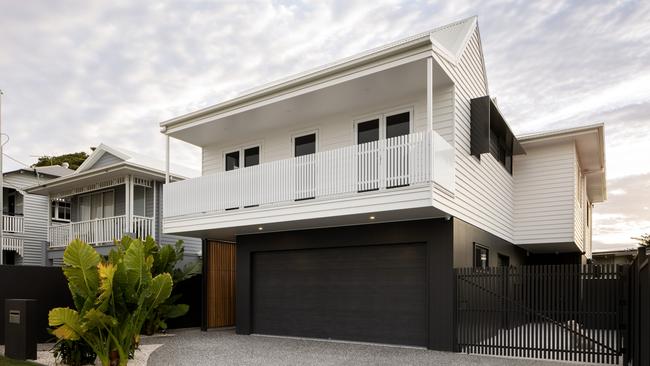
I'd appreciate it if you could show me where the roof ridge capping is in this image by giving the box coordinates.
[159,15,478,129]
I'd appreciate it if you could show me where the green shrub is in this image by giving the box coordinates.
[143,240,201,335]
[48,238,173,366]
[51,339,96,366]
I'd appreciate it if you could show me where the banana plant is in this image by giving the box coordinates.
[49,238,173,366]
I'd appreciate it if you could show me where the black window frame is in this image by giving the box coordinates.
[473,243,490,269]
[294,133,317,157]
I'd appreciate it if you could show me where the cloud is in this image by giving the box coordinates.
[592,172,650,250]
[0,0,648,251]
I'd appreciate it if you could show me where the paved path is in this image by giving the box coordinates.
[145,328,580,366]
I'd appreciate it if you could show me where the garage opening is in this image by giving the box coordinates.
[251,243,427,346]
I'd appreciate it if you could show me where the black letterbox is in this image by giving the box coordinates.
[4,299,37,360]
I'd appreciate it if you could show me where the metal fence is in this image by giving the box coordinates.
[455,265,626,364]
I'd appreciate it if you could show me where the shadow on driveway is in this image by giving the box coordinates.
[144,328,577,366]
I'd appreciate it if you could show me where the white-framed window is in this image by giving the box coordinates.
[51,199,71,222]
[79,189,115,221]
[354,107,413,144]
[224,144,261,171]
[292,131,318,157]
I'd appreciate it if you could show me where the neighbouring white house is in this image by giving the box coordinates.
[26,144,202,265]
[2,165,74,265]
[157,16,607,351]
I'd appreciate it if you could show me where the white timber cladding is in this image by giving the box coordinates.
[513,141,577,245]
[430,28,515,242]
[574,146,590,252]
[3,171,52,265]
[201,88,455,175]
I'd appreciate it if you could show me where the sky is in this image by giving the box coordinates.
[0,0,649,251]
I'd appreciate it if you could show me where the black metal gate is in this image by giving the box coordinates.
[627,248,650,366]
[455,265,627,364]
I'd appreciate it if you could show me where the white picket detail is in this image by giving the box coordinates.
[2,215,24,233]
[164,130,455,218]
[2,237,24,256]
[48,215,154,248]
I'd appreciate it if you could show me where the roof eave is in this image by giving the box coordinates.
[159,35,435,131]
[25,162,186,195]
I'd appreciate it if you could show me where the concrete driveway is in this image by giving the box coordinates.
[144,328,576,366]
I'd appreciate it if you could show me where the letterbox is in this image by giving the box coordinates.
[4,299,37,360]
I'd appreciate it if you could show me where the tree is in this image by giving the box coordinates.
[49,238,173,366]
[32,151,89,170]
[634,233,650,247]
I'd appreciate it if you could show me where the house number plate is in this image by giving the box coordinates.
[9,310,20,324]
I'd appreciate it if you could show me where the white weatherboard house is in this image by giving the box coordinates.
[2,165,74,265]
[159,17,607,350]
[26,144,202,265]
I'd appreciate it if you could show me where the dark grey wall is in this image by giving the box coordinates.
[235,218,455,351]
[0,265,73,344]
[452,218,527,268]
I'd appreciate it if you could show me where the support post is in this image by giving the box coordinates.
[152,181,157,241]
[201,238,208,331]
[165,135,170,184]
[125,175,132,237]
[427,56,433,131]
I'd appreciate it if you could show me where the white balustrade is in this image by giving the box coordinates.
[164,130,455,218]
[2,215,24,233]
[48,215,154,248]
[2,237,24,256]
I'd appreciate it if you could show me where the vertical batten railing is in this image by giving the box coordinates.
[2,215,24,233]
[48,215,148,248]
[163,130,455,218]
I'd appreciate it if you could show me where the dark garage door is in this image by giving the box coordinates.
[251,243,427,346]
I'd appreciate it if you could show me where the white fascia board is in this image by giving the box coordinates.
[26,162,185,195]
[163,185,433,234]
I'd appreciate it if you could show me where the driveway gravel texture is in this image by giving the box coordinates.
[144,328,583,366]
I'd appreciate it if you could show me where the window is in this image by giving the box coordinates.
[386,112,410,138]
[51,199,71,222]
[355,110,411,143]
[474,244,489,269]
[294,133,316,157]
[356,110,411,190]
[497,253,510,267]
[79,190,114,221]
[225,145,261,171]
[357,119,380,144]
[489,129,512,174]
[134,186,146,217]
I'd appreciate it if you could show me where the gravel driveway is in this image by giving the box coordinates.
[144,328,579,366]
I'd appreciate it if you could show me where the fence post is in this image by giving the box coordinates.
[453,268,459,352]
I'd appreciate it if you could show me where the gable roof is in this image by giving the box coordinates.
[76,143,199,178]
[4,165,75,178]
[160,16,479,130]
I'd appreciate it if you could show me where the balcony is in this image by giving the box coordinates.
[164,130,454,232]
[3,215,24,233]
[48,215,154,248]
